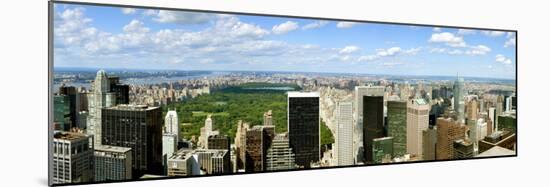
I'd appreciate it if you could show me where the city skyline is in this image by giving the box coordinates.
[54,4,516,79]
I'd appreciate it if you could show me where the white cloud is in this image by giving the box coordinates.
[376,47,401,57]
[495,54,513,64]
[143,9,157,16]
[122,19,150,33]
[465,45,491,55]
[482,31,505,37]
[505,33,516,48]
[215,16,270,38]
[404,47,422,55]
[428,32,466,47]
[121,8,136,15]
[302,21,329,30]
[457,29,476,35]
[153,10,214,24]
[448,49,463,55]
[336,21,358,28]
[272,21,299,35]
[357,47,404,62]
[339,45,360,54]
[433,27,442,32]
[429,48,447,53]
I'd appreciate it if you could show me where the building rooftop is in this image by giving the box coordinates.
[53,131,88,141]
[373,137,394,141]
[106,104,159,111]
[287,91,320,98]
[454,139,473,146]
[475,146,515,158]
[95,145,132,153]
[169,149,194,160]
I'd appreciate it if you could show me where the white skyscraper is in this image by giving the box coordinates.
[87,70,116,146]
[453,76,465,124]
[353,85,385,162]
[474,118,488,153]
[205,114,213,133]
[406,99,430,157]
[164,110,179,141]
[336,101,353,166]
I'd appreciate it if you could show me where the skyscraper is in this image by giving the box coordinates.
[287,92,320,168]
[354,86,385,162]
[164,110,179,141]
[94,145,133,182]
[263,110,273,126]
[422,128,437,160]
[87,70,116,146]
[495,95,504,129]
[363,96,384,163]
[101,104,163,177]
[108,76,130,105]
[208,135,231,153]
[406,99,430,157]
[162,133,178,173]
[335,101,354,166]
[235,120,250,170]
[265,133,296,171]
[54,94,71,131]
[245,126,273,172]
[453,76,465,123]
[59,85,80,129]
[52,131,94,184]
[436,117,466,160]
[387,100,407,157]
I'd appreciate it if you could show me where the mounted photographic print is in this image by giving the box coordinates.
[49,1,517,186]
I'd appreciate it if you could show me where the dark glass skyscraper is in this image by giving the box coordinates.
[101,104,163,178]
[287,92,320,168]
[108,77,130,105]
[363,96,384,163]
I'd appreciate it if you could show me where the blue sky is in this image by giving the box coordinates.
[53,3,516,79]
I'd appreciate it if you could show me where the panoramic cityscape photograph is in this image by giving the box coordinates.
[50,2,516,185]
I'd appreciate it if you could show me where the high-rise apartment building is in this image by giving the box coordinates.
[235,120,250,170]
[245,126,273,172]
[436,117,466,160]
[335,101,354,166]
